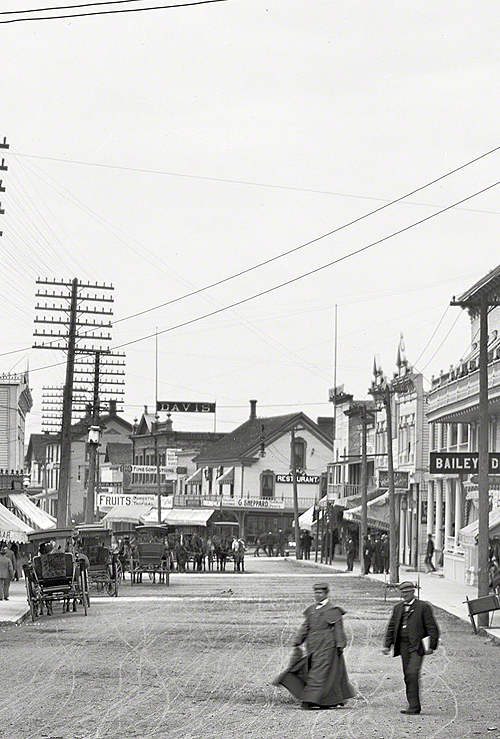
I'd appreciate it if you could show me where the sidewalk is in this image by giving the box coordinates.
[0,580,29,625]
[293,553,500,642]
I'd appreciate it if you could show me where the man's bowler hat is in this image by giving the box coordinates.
[398,581,416,592]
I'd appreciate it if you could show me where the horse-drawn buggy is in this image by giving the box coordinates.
[76,523,120,597]
[23,527,90,621]
[130,524,171,585]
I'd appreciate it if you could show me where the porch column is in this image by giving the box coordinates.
[427,483,434,536]
[399,507,405,564]
[454,481,463,552]
[444,478,453,550]
[435,479,443,553]
[446,423,453,449]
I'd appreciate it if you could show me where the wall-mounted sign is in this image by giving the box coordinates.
[221,497,286,509]
[378,470,409,489]
[157,401,216,414]
[276,473,320,484]
[430,452,500,474]
[96,493,173,510]
[131,465,177,477]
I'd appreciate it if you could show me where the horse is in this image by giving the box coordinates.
[190,534,207,572]
[213,535,231,572]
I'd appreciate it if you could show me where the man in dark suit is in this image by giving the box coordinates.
[382,581,439,715]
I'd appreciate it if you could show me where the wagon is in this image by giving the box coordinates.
[23,527,90,621]
[130,524,171,585]
[76,523,120,597]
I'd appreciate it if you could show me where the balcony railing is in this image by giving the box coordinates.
[327,483,362,499]
[172,494,318,510]
[428,356,500,420]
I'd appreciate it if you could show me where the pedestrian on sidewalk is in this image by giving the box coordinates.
[7,543,19,581]
[346,537,355,571]
[273,582,355,710]
[301,530,312,560]
[382,581,439,715]
[0,544,15,601]
[382,534,390,574]
[362,535,373,574]
[424,534,436,573]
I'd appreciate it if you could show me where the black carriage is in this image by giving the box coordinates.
[130,524,171,585]
[76,524,120,597]
[23,528,90,621]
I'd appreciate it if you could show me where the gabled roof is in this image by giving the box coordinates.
[455,263,500,306]
[25,434,49,465]
[105,442,133,465]
[195,412,333,463]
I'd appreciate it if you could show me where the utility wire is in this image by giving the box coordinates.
[23,178,499,375]
[420,314,462,372]
[11,146,500,216]
[110,180,500,351]
[0,0,161,15]
[413,306,450,367]
[0,0,229,24]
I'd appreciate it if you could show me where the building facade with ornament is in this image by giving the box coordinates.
[427,266,500,585]
[191,400,332,542]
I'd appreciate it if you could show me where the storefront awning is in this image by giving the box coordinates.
[459,506,500,546]
[343,491,390,530]
[0,502,33,543]
[8,493,56,530]
[216,467,234,485]
[102,505,154,525]
[298,505,315,531]
[163,508,215,527]
[185,468,203,484]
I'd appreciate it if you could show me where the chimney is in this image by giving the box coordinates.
[144,405,148,414]
[249,399,257,419]
[109,399,117,416]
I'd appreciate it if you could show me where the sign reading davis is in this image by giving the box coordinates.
[429,452,500,474]
[157,401,216,414]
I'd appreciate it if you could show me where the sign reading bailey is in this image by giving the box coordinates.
[157,400,216,413]
[430,452,500,474]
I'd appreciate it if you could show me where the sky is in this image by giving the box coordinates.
[1,0,499,441]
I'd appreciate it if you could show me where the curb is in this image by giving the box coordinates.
[0,606,30,626]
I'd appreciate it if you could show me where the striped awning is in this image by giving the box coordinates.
[185,468,203,484]
[0,502,33,543]
[216,467,234,485]
[8,493,56,530]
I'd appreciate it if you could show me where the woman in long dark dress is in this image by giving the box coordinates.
[273,582,355,710]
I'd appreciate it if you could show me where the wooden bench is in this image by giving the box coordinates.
[464,594,500,634]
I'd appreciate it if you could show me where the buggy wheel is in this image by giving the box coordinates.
[29,598,37,622]
[106,579,118,597]
[115,560,123,584]
[82,591,88,615]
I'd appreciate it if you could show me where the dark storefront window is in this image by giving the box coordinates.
[261,471,275,499]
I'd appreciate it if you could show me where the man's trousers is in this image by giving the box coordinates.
[399,641,423,711]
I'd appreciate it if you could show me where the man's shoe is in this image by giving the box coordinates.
[301,702,320,710]
[400,709,421,715]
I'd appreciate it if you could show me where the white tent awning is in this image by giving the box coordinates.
[102,505,154,525]
[0,502,33,543]
[298,505,315,531]
[164,508,215,527]
[459,506,500,546]
[8,493,56,530]
[343,491,390,530]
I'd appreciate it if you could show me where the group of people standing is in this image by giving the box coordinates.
[274,580,439,716]
[362,533,389,574]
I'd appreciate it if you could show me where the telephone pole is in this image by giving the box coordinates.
[34,278,115,527]
[0,136,9,237]
[85,351,100,523]
[291,426,302,560]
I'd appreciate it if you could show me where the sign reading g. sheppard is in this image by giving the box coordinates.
[157,401,216,413]
[429,451,500,474]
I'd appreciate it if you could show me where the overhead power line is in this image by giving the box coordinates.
[23,178,498,379]
[0,0,161,15]
[0,0,229,24]
[11,145,500,216]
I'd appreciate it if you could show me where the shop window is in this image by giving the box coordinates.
[450,424,458,448]
[261,471,275,499]
[293,438,306,470]
[461,423,469,447]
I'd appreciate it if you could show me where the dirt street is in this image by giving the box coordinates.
[1,557,499,739]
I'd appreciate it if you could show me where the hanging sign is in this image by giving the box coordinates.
[429,452,500,474]
[157,401,216,413]
[276,473,320,484]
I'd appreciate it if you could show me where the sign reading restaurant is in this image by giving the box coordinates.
[276,473,320,484]
[157,400,216,413]
[430,452,500,474]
